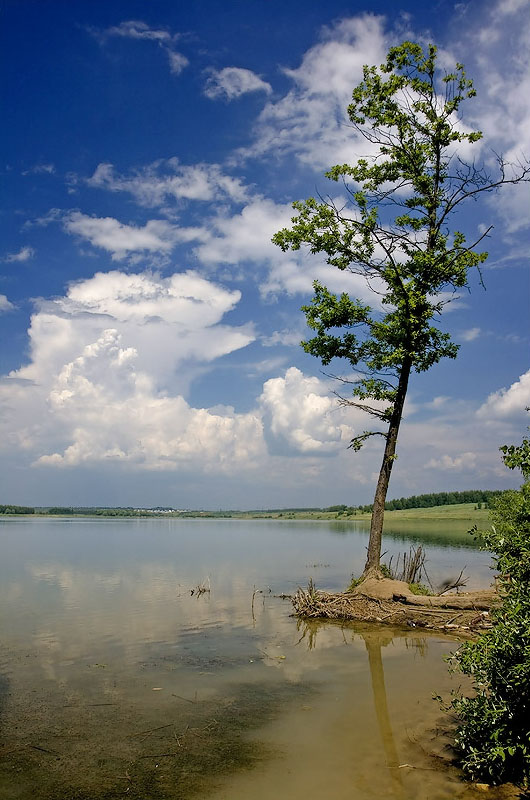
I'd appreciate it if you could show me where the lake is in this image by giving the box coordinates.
[0,516,502,799]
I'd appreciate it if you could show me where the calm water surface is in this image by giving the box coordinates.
[0,517,501,799]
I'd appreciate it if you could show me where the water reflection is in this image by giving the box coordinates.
[296,619,408,798]
[364,632,406,800]
[0,518,498,799]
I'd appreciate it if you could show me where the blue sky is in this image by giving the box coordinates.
[1,0,529,509]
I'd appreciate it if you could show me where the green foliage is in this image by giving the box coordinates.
[273,41,527,574]
[408,582,431,595]
[347,575,363,591]
[500,433,530,479]
[379,563,393,579]
[449,435,530,788]
[336,490,502,513]
[384,489,502,511]
[273,42,493,447]
[44,506,177,517]
[0,504,35,515]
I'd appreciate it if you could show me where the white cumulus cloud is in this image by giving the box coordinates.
[460,327,481,342]
[95,20,189,75]
[166,50,188,75]
[86,159,248,208]
[62,211,196,261]
[3,246,35,263]
[452,0,530,234]
[35,328,264,472]
[103,20,175,44]
[204,67,272,100]
[477,369,530,420]
[0,270,260,472]
[260,367,353,455]
[22,163,55,175]
[24,270,254,391]
[0,295,14,312]
[194,196,384,302]
[425,452,478,472]
[241,14,389,169]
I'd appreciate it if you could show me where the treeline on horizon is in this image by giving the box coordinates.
[354,489,502,513]
[0,504,36,515]
[0,490,504,516]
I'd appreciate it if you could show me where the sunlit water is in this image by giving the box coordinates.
[0,517,507,799]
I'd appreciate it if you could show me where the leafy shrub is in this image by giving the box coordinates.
[379,563,393,579]
[408,582,431,595]
[449,433,530,788]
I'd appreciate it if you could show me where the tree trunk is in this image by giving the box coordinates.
[363,357,412,577]
[392,590,498,610]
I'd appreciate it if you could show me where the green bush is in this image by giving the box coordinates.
[408,582,431,595]
[449,433,530,788]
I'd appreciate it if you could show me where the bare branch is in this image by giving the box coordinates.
[334,393,390,420]
[348,430,388,451]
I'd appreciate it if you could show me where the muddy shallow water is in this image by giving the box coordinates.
[0,517,514,799]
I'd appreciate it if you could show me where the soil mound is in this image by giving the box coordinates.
[351,577,411,600]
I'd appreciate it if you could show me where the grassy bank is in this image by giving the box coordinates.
[185,503,490,522]
[2,502,491,522]
[376,503,491,522]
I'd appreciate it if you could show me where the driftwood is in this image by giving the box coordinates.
[292,580,498,635]
[392,590,498,611]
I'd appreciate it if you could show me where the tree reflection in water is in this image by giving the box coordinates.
[296,619,432,799]
[364,631,407,800]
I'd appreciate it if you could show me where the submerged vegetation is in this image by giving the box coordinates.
[0,679,312,800]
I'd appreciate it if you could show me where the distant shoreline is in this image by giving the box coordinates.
[1,502,491,523]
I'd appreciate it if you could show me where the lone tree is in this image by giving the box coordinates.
[273,42,529,579]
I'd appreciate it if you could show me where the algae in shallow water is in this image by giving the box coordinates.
[0,680,312,800]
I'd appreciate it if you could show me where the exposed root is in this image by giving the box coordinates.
[292,579,498,635]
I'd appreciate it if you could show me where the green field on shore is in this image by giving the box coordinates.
[216,502,490,522]
[2,492,496,523]
[0,502,489,522]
